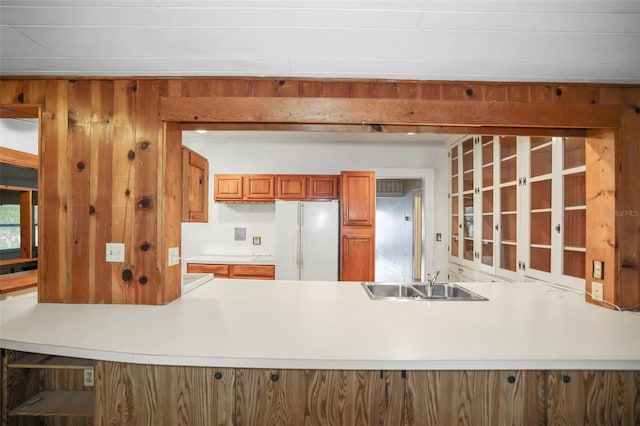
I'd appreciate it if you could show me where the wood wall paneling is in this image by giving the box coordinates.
[162,122,183,303]
[616,88,640,309]
[67,80,93,303]
[89,80,115,303]
[585,129,617,308]
[133,80,161,304]
[1,77,637,306]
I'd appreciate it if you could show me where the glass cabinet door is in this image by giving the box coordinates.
[450,144,460,258]
[480,136,495,269]
[498,136,518,272]
[528,136,553,274]
[461,137,475,262]
[562,137,586,279]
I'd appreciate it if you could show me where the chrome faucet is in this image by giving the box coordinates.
[425,271,440,298]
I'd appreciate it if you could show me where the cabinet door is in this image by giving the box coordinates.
[308,175,339,200]
[276,175,307,199]
[496,136,520,278]
[524,136,586,286]
[214,175,244,200]
[340,171,375,226]
[181,147,209,222]
[244,175,275,200]
[340,229,374,281]
[404,370,546,425]
[546,370,639,425]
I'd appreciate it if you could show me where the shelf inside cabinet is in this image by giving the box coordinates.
[8,354,93,369]
[9,390,94,417]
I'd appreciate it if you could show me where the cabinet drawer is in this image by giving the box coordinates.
[231,265,275,280]
[186,263,229,277]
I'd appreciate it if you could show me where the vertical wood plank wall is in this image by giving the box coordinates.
[0,78,638,307]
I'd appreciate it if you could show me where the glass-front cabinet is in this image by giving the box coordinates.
[448,134,586,288]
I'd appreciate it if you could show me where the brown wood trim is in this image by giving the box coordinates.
[0,104,39,119]
[0,269,37,293]
[181,122,586,137]
[0,257,37,267]
[161,97,620,129]
[0,146,38,169]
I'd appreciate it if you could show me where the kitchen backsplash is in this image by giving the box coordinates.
[182,203,276,260]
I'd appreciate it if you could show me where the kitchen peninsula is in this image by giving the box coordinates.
[2,278,639,424]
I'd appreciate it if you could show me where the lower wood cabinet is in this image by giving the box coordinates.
[186,263,275,280]
[2,350,94,425]
[5,350,639,425]
[90,363,639,426]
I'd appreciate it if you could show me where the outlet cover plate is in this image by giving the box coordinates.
[592,282,604,302]
[106,243,125,262]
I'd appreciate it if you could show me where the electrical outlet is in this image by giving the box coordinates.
[252,236,261,245]
[106,243,125,262]
[591,282,604,302]
[83,369,94,387]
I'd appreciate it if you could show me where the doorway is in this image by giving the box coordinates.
[373,168,435,283]
[375,178,423,282]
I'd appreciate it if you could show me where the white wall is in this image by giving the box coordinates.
[181,131,449,275]
[1,119,38,154]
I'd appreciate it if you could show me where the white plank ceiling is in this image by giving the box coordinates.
[1,0,639,83]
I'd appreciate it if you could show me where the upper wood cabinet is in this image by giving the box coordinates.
[215,174,275,201]
[216,174,339,202]
[276,175,307,199]
[308,175,339,200]
[181,147,209,222]
[340,171,375,226]
[244,175,275,200]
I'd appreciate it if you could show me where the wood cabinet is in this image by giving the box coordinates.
[214,174,275,201]
[340,171,375,281]
[244,175,275,200]
[89,360,640,425]
[181,146,209,222]
[186,263,275,280]
[216,174,339,202]
[276,175,307,199]
[308,175,339,200]
[214,174,244,200]
[2,350,94,424]
[449,135,587,288]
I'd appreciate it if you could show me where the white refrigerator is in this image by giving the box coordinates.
[275,200,339,281]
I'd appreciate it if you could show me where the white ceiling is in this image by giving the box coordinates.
[1,1,639,83]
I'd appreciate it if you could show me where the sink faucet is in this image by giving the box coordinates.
[425,271,440,298]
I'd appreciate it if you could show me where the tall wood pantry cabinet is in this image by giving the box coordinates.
[339,171,376,281]
[448,135,586,288]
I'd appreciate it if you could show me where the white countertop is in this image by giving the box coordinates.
[186,254,276,265]
[1,279,639,370]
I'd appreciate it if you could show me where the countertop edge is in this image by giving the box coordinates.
[2,339,639,371]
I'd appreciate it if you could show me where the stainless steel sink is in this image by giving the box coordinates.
[361,282,488,301]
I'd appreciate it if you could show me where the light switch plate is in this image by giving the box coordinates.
[593,260,604,279]
[106,243,125,262]
[168,247,180,266]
